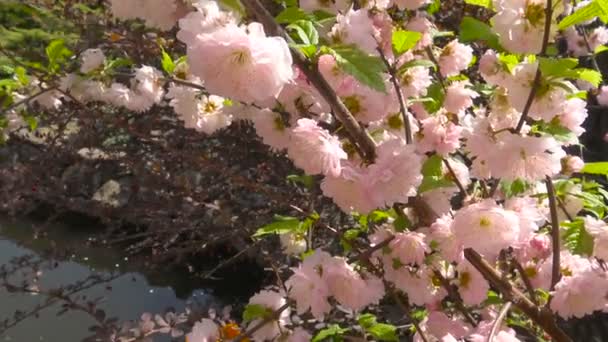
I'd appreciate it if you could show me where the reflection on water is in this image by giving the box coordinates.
[0,218,221,342]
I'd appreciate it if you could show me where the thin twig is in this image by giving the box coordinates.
[443,158,467,196]
[1,86,59,116]
[464,248,572,342]
[511,257,539,305]
[556,196,574,222]
[347,235,394,263]
[514,0,553,132]
[376,47,413,144]
[239,0,377,162]
[545,176,561,291]
[232,303,290,342]
[425,46,446,90]
[432,269,478,326]
[487,302,512,342]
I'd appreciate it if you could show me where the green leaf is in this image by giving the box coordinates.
[287,174,315,189]
[563,219,594,256]
[45,39,72,72]
[324,45,387,92]
[368,324,398,341]
[369,210,392,223]
[422,82,445,114]
[595,45,608,54]
[393,214,411,232]
[392,30,422,56]
[312,324,349,342]
[276,7,311,23]
[397,59,436,74]
[218,0,245,16]
[23,114,38,131]
[459,17,502,50]
[558,0,604,29]
[14,66,28,85]
[531,119,576,143]
[357,313,377,328]
[287,20,319,45]
[252,215,301,238]
[419,155,453,193]
[464,0,492,9]
[160,48,175,74]
[427,0,441,14]
[104,58,132,72]
[539,57,579,76]
[581,162,608,175]
[573,68,603,87]
[242,304,272,322]
[500,179,532,198]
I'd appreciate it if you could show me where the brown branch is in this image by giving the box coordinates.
[376,47,413,144]
[514,0,553,132]
[239,0,377,162]
[464,248,572,342]
[487,302,512,342]
[545,176,562,291]
[432,269,478,326]
[347,235,394,263]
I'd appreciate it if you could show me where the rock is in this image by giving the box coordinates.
[92,179,132,207]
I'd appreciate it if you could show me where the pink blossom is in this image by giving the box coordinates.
[492,133,566,181]
[288,327,312,342]
[330,9,379,55]
[247,290,290,341]
[188,23,293,103]
[80,49,105,73]
[443,81,479,114]
[452,199,520,260]
[505,196,545,247]
[532,251,593,290]
[421,187,458,218]
[417,113,463,156]
[597,86,608,106]
[318,54,356,95]
[285,250,333,319]
[425,311,471,341]
[322,140,422,213]
[389,231,430,266]
[252,109,291,151]
[456,260,490,306]
[177,0,236,46]
[385,266,445,306]
[186,319,220,342]
[556,98,588,138]
[287,118,347,177]
[398,66,432,98]
[479,50,510,86]
[492,0,557,54]
[550,269,608,318]
[405,16,434,49]
[326,259,385,311]
[392,0,430,10]
[584,216,608,261]
[487,89,522,131]
[299,0,350,14]
[438,40,473,77]
[562,155,584,175]
[340,80,397,123]
[428,215,463,262]
[110,0,184,31]
[280,232,307,256]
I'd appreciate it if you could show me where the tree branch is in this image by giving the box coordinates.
[514,0,553,132]
[545,176,562,291]
[464,248,572,342]
[487,302,512,342]
[239,0,377,162]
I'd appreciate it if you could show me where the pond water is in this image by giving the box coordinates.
[0,217,224,342]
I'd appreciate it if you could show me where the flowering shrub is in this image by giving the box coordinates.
[3,0,608,341]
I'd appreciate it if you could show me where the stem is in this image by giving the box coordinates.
[514,0,553,132]
[347,235,394,263]
[239,0,377,162]
[443,158,467,196]
[511,257,539,305]
[432,269,478,326]
[376,47,413,144]
[545,176,561,291]
[464,248,572,342]
[425,46,446,91]
[487,302,512,342]
[1,86,59,116]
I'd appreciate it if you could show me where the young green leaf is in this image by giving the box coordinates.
[287,20,319,45]
[558,0,604,29]
[459,17,502,50]
[45,39,72,73]
[392,30,422,56]
[419,154,454,193]
[253,215,301,238]
[242,304,272,322]
[276,7,311,23]
[464,0,492,9]
[563,219,594,256]
[581,162,608,175]
[160,48,175,74]
[367,323,398,341]
[325,45,387,92]
[312,324,350,342]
